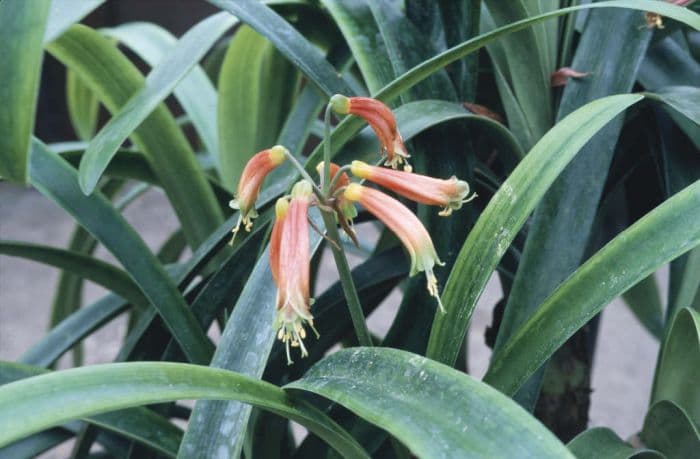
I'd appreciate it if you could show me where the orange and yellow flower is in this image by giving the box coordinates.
[272,181,318,364]
[330,95,411,171]
[350,160,476,216]
[343,183,446,311]
[230,145,288,240]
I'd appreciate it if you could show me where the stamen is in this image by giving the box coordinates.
[426,272,446,313]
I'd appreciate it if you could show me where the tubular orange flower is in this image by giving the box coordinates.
[269,197,289,285]
[229,145,288,239]
[343,183,446,312]
[330,94,411,171]
[350,160,476,216]
[273,181,318,364]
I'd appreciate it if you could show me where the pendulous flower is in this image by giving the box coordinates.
[229,145,288,240]
[343,183,446,312]
[273,180,318,364]
[350,160,476,216]
[330,94,411,171]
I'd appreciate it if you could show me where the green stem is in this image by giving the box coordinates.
[282,149,324,200]
[320,210,373,347]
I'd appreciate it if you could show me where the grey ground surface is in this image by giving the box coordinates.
[1,183,659,456]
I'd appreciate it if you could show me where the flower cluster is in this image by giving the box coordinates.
[230,95,476,363]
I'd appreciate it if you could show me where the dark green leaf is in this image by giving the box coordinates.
[568,427,663,459]
[642,401,700,459]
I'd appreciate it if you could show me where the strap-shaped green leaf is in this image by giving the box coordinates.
[218,25,298,189]
[426,94,643,366]
[101,20,224,169]
[208,0,354,96]
[0,362,182,457]
[21,294,127,368]
[78,12,235,195]
[651,308,700,428]
[47,25,223,248]
[485,182,700,395]
[0,0,51,183]
[642,400,700,459]
[0,241,148,309]
[287,348,573,459]
[29,139,213,365]
[568,427,663,459]
[43,0,104,44]
[0,362,368,459]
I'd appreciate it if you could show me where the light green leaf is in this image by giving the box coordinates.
[287,348,573,459]
[568,427,663,459]
[0,0,51,183]
[651,308,700,428]
[47,24,223,248]
[218,25,298,189]
[43,0,104,44]
[646,86,700,125]
[66,69,100,140]
[642,400,700,459]
[0,362,368,459]
[485,182,700,395]
[79,13,235,194]
[426,94,644,366]
[29,139,213,365]
[101,20,223,168]
[0,362,183,457]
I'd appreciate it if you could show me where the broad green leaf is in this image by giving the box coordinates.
[482,0,553,147]
[622,274,665,340]
[0,428,74,459]
[47,25,223,248]
[0,241,148,310]
[0,362,368,459]
[568,427,663,459]
[218,25,298,189]
[642,401,700,459]
[651,308,700,428]
[29,139,213,365]
[287,348,573,459]
[492,8,653,409]
[0,0,51,183]
[0,362,182,457]
[21,294,128,368]
[646,86,700,125]
[208,0,354,96]
[66,69,100,140]
[426,94,644,366]
[101,20,224,168]
[179,211,324,459]
[301,0,700,183]
[322,0,394,94]
[79,13,235,195]
[485,181,700,395]
[43,0,104,44]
